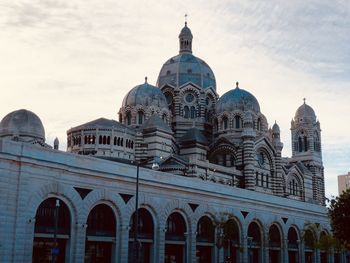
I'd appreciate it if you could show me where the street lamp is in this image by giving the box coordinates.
[52,199,60,263]
[133,157,161,263]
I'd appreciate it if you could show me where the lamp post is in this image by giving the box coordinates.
[52,199,60,263]
[133,158,160,263]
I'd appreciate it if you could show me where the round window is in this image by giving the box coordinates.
[185,93,195,103]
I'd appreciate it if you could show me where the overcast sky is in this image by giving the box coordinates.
[0,0,349,197]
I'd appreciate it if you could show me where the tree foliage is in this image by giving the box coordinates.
[328,188,350,249]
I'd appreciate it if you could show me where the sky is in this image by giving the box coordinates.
[0,0,349,197]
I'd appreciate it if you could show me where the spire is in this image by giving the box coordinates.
[145,76,148,83]
[179,15,193,54]
[236,81,239,89]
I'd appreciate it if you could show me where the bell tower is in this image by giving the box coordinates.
[291,99,324,204]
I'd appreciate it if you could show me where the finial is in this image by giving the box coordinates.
[236,81,239,88]
[303,98,306,104]
[275,120,277,124]
[185,14,188,26]
[145,76,148,83]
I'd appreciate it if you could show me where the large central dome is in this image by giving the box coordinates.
[157,23,216,90]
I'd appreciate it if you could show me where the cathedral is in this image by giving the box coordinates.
[0,22,341,263]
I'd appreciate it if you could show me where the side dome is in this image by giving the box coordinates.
[216,84,260,114]
[294,100,316,121]
[0,109,45,141]
[122,79,168,109]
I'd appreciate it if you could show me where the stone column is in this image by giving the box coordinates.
[264,233,269,263]
[119,223,130,263]
[300,240,305,263]
[157,224,166,263]
[283,238,289,263]
[74,223,87,263]
[189,230,197,263]
[242,236,249,263]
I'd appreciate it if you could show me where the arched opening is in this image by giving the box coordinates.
[196,216,214,263]
[85,204,116,263]
[288,227,299,263]
[128,208,154,263]
[298,137,303,152]
[138,111,144,125]
[223,218,240,263]
[222,116,228,130]
[257,118,262,131]
[304,229,315,263]
[234,116,241,129]
[126,112,131,125]
[269,224,281,263]
[190,106,196,119]
[247,222,262,263]
[184,106,189,119]
[165,212,187,263]
[320,231,329,263]
[32,198,71,263]
[314,131,321,152]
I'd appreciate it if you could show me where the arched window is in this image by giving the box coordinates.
[107,136,110,145]
[304,136,308,151]
[234,115,241,129]
[117,137,120,146]
[257,118,262,131]
[184,106,189,118]
[222,116,228,129]
[314,131,321,152]
[103,136,106,145]
[99,136,102,144]
[92,136,95,144]
[113,137,116,145]
[126,112,131,125]
[121,138,123,147]
[190,106,196,119]
[298,137,303,152]
[137,111,144,125]
[162,113,167,122]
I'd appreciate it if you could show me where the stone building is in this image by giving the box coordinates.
[0,23,342,263]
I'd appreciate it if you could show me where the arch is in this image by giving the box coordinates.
[287,225,300,263]
[137,110,145,125]
[287,173,304,198]
[190,106,196,119]
[165,211,187,263]
[247,220,263,263]
[257,118,262,131]
[303,228,316,263]
[222,115,228,130]
[85,203,117,263]
[234,115,242,129]
[32,197,72,263]
[269,223,282,263]
[129,207,155,263]
[183,106,189,119]
[196,215,215,263]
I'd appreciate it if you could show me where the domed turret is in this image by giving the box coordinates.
[54,137,59,150]
[0,109,45,142]
[272,121,280,134]
[122,78,168,109]
[216,82,260,114]
[157,23,216,90]
[294,99,316,123]
[179,22,193,54]
[119,78,171,127]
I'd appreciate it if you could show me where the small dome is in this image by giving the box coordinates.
[216,85,260,114]
[157,53,216,90]
[0,109,45,141]
[272,122,280,134]
[122,80,168,109]
[295,101,316,121]
[179,22,193,38]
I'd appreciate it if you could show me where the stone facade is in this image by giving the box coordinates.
[0,22,343,263]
